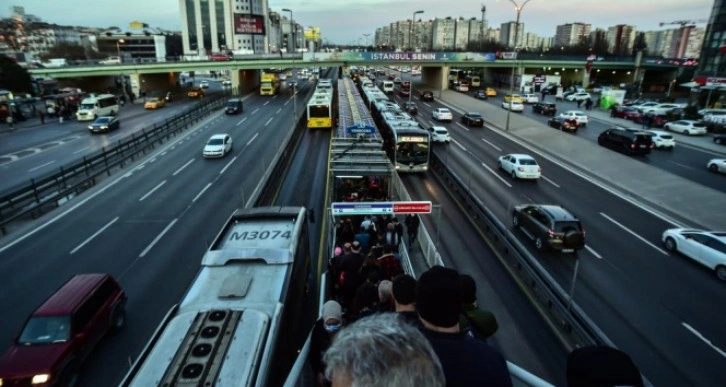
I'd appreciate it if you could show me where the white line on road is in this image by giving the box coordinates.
[454,140,466,152]
[284,99,290,106]
[276,108,282,114]
[70,216,119,255]
[193,183,212,202]
[139,219,177,258]
[585,245,603,259]
[73,147,89,155]
[173,159,194,176]
[682,322,726,359]
[247,133,259,146]
[667,161,698,171]
[481,138,502,152]
[455,122,470,131]
[481,162,512,188]
[542,175,560,188]
[263,101,270,106]
[220,156,236,175]
[28,160,55,172]
[265,117,274,126]
[236,117,247,126]
[252,108,259,115]
[600,212,669,255]
[139,180,166,201]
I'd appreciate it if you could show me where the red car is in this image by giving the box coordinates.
[611,106,638,119]
[211,54,230,61]
[633,114,668,128]
[0,274,126,386]
[623,110,643,121]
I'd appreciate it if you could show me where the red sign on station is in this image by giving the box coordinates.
[393,201,432,214]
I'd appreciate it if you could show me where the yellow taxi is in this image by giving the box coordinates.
[485,87,497,97]
[503,94,523,103]
[144,97,166,109]
[187,87,205,98]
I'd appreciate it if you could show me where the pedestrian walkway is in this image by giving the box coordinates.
[433,88,726,230]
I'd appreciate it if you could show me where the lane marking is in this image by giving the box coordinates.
[247,133,259,146]
[481,138,502,151]
[73,147,89,155]
[682,322,726,359]
[585,245,603,259]
[220,156,236,175]
[276,108,282,114]
[70,216,119,254]
[28,161,55,172]
[453,140,467,152]
[173,158,194,176]
[139,218,177,257]
[192,182,212,202]
[263,101,270,106]
[265,117,274,126]
[455,122,470,131]
[481,162,512,188]
[542,175,560,188]
[600,212,669,255]
[139,180,166,202]
[667,161,698,171]
[252,108,259,115]
[236,117,247,126]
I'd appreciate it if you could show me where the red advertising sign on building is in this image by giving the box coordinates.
[234,14,265,35]
[393,201,432,214]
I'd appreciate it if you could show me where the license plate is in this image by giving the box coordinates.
[639,145,646,148]
[562,248,574,253]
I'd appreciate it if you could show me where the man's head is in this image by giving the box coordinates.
[351,241,361,253]
[416,266,461,329]
[392,274,417,307]
[324,313,445,387]
[343,242,352,254]
[378,280,393,304]
[458,274,477,305]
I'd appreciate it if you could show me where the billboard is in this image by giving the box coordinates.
[302,51,496,62]
[234,14,265,35]
[304,27,321,41]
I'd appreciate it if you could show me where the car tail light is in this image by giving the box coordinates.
[631,144,636,149]
[650,144,654,149]
[548,229,556,237]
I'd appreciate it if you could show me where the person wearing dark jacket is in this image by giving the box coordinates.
[458,274,499,340]
[393,274,419,326]
[416,266,512,387]
[309,301,344,387]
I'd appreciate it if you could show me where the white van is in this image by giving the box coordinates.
[76,94,119,121]
[466,76,481,88]
[381,81,395,94]
[522,94,539,104]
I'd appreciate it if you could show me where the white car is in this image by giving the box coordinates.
[565,92,591,102]
[502,101,524,112]
[664,120,707,135]
[633,101,659,112]
[662,228,726,281]
[646,130,675,150]
[200,80,210,89]
[559,111,588,127]
[641,103,682,115]
[521,94,539,104]
[429,126,451,143]
[707,158,726,174]
[221,79,232,86]
[99,56,121,65]
[432,108,453,121]
[203,133,233,158]
[498,154,541,180]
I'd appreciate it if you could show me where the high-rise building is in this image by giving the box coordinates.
[486,27,500,42]
[697,0,726,81]
[179,0,272,55]
[555,22,591,46]
[606,24,637,55]
[431,18,457,50]
[500,21,524,48]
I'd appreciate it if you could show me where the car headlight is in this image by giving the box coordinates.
[88,125,93,130]
[101,126,108,129]
[32,374,50,384]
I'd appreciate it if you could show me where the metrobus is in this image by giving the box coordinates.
[376,111,430,173]
[121,207,314,387]
[307,92,334,129]
[75,93,119,121]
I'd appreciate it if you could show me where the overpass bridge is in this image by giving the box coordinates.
[28,51,681,98]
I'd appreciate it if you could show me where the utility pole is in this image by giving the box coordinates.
[504,0,531,131]
[480,5,486,51]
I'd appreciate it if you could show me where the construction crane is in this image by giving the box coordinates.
[659,19,708,58]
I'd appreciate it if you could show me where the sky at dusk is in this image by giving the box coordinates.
[4,0,713,44]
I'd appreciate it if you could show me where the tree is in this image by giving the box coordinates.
[40,43,105,61]
[632,32,647,56]
[0,55,33,93]
[590,30,609,56]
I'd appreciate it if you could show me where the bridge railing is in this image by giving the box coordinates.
[0,94,228,236]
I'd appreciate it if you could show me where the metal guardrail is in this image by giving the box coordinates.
[0,94,229,236]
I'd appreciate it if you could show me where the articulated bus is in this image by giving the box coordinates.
[121,207,314,387]
[384,120,430,173]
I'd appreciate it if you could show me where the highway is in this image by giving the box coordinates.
[380,77,726,386]
[0,76,315,386]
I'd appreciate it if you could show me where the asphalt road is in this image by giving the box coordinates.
[0,76,316,386]
[379,81,726,386]
[0,80,227,195]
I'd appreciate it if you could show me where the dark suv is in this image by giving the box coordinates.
[532,102,557,116]
[598,127,654,155]
[0,274,126,386]
[402,101,418,115]
[512,204,586,252]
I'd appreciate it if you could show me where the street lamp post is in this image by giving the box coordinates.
[116,38,125,62]
[282,8,296,120]
[409,10,424,106]
[504,0,531,131]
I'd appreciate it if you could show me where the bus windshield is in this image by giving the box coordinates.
[309,105,330,118]
[396,141,429,163]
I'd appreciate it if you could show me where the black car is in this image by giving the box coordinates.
[597,127,654,155]
[402,101,418,115]
[225,98,244,114]
[474,90,488,100]
[532,102,557,116]
[547,116,578,133]
[420,91,434,101]
[461,112,484,127]
[512,204,586,252]
[714,134,726,145]
[88,116,120,133]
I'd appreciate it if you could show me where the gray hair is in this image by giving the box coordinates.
[324,312,445,387]
[378,280,393,302]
